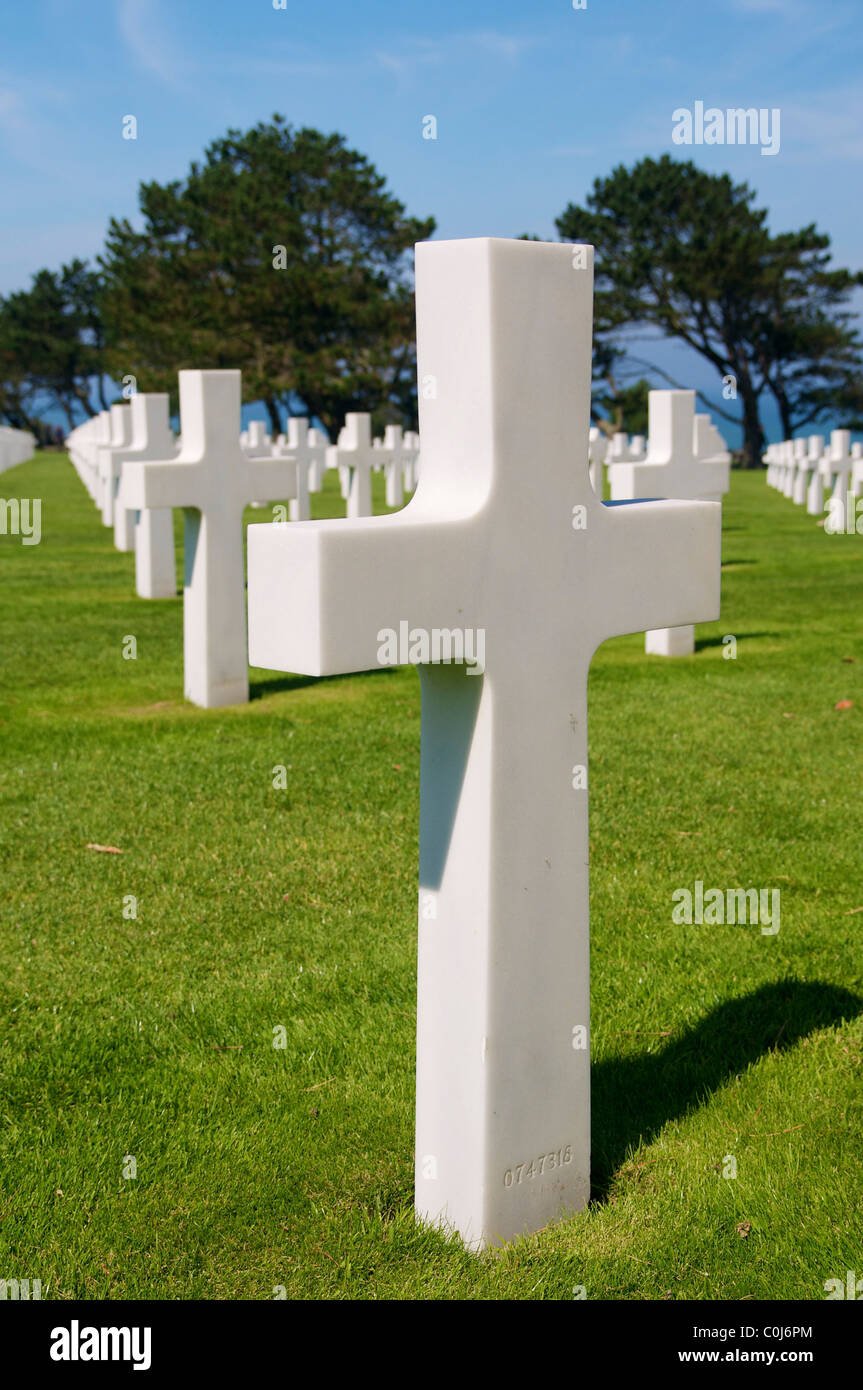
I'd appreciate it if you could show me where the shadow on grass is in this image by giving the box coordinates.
[694,631,778,652]
[249,666,399,700]
[591,978,861,1201]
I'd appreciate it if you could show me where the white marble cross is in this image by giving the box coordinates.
[328,413,377,517]
[243,420,272,455]
[247,237,721,1249]
[608,390,729,657]
[607,431,646,464]
[279,418,329,519]
[66,413,106,500]
[588,426,608,497]
[377,424,410,508]
[792,435,821,509]
[118,370,299,708]
[784,438,805,498]
[806,438,826,515]
[403,430,421,491]
[850,442,863,500]
[823,429,854,504]
[694,414,730,465]
[98,404,132,529]
[115,394,179,598]
[0,426,36,473]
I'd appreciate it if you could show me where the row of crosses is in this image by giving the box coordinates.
[65,237,723,1248]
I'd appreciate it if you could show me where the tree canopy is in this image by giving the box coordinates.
[99,116,435,437]
[0,260,107,433]
[557,156,863,465]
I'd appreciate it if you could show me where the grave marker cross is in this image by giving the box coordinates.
[119,370,298,708]
[97,404,132,529]
[608,390,729,656]
[247,238,721,1249]
[116,393,178,597]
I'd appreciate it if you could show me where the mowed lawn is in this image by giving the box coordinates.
[0,452,861,1302]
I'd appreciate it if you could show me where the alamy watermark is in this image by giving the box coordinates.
[672,880,780,935]
[824,493,863,535]
[377,621,485,674]
[0,497,41,544]
[0,1277,42,1299]
[672,101,780,157]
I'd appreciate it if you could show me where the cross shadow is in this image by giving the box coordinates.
[417,666,484,890]
[590,978,860,1201]
[720,558,758,567]
[248,666,399,701]
[694,631,777,652]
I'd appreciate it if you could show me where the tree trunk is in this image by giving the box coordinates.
[264,396,282,437]
[737,375,765,467]
[769,380,793,441]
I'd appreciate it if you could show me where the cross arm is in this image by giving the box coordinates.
[247,513,475,676]
[609,458,729,501]
[245,456,298,503]
[590,498,721,645]
[118,456,202,512]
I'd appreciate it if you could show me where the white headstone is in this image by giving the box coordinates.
[118,370,299,708]
[607,431,646,464]
[246,236,721,1249]
[824,429,854,504]
[806,439,826,515]
[850,441,863,500]
[328,413,377,518]
[280,418,329,520]
[244,421,271,454]
[116,394,179,599]
[0,426,36,473]
[587,426,608,498]
[608,391,730,657]
[98,405,133,529]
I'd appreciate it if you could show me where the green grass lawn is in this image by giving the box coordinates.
[1,453,861,1300]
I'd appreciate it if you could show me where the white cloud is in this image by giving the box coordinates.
[374,30,539,82]
[117,0,186,87]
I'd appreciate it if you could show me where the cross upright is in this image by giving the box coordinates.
[118,369,299,708]
[608,390,729,657]
[116,393,179,598]
[247,238,721,1250]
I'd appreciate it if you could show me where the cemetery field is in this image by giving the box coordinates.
[1,453,862,1302]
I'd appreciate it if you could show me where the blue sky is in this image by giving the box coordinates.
[2,0,861,442]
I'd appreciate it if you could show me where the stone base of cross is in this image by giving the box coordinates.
[247,237,721,1249]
